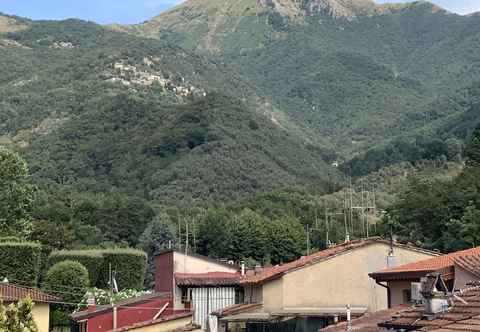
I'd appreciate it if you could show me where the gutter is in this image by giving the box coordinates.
[375,281,391,309]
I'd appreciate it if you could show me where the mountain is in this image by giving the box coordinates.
[0,17,337,204]
[119,0,480,165]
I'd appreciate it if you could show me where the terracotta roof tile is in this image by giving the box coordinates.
[211,303,263,317]
[456,256,480,279]
[242,238,436,285]
[0,283,60,303]
[380,286,480,331]
[108,312,194,332]
[371,247,480,280]
[175,272,241,287]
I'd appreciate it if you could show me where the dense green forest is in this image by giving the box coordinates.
[1,0,480,265]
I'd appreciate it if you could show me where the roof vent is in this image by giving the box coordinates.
[420,273,450,317]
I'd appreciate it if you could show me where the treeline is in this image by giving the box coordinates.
[342,136,463,177]
[382,125,480,252]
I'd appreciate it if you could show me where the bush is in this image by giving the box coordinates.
[47,249,147,290]
[0,242,41,286]
[98,249,147,290]
[0,236,21,243]
[43,260,90,304]
[48,250,104,286]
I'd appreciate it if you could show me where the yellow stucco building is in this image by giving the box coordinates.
[0,282,59,332]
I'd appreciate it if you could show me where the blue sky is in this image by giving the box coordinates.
[0,0,479,24]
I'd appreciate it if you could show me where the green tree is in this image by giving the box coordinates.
[267,217,306,264]
[43,260,90,305]
[0,149,36,237]
[466,127,480,167]
[139,213,177,288]
[0,298,38,332]
[29,219,76,250]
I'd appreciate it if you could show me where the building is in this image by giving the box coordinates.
[71,292,192,332]
[0,282,59,332]
[154,250,243,330]
[369,246,480,307]
[213,238,437,332]
[378,277,480,332]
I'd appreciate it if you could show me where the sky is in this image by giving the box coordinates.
[0,0,479,25]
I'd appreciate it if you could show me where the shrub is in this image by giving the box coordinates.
[0,242,41,286]
[43,260,90,304]
[98,249,147,290]
[47,249,147,290]
[0,236,21,243]
[0,297,39,332]
[48,250,104,286]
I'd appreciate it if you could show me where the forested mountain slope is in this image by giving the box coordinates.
[0,15,337,204]
[122,0,480,164]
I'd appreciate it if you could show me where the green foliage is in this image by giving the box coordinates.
[97,249,147,291]
[139,213,176,288]
[48,249,147,290]
[43,260,90,304]
[196,208,306,265]
[0,242,41,286]
[48,250,104,287]
[466,127,480,167]
[29,220,76,251]
[0,298,39,332]
[0,149,36,237]
[383,125,480,252]
[77,288,151,310]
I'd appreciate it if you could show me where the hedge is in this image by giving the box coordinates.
[0,242,42,286]
[47,250,104,286]
[43,260,90,305]
[47,249,147,290]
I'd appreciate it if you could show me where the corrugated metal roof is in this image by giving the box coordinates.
[0,283,60,303]
[242,238,436,285]
[370,247,480,281]
[175,272,241,287]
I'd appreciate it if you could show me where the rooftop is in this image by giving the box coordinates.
[242,237,437,285]
[108,312,194,332]
[380,285,480,331]
[370,246,480,281]
[71,292,171,320]
[175,272,241,287]
[0,283,60,303]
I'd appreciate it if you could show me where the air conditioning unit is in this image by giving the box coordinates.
[411,282,423,303]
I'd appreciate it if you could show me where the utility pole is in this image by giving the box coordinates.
[306,224,310,255]
[185,218,189,255]
[349,177,354,237]
[325,208,329,247]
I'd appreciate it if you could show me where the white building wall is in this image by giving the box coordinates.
[191,287,236,330]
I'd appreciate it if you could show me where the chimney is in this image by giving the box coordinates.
[254,265,263,275]
[420,274,450,317]
[241,262,246,276]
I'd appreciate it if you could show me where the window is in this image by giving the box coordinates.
[181,288,192,303]
[78,321,87,332]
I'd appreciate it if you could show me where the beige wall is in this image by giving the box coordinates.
[32,303,50,332]
[263,278,283,311]
[454,265,479,291]
[118,316,193,332]
[173,252,238,274]
[267,243,434,313]
[389,281,413,307]
[173,252,238,309]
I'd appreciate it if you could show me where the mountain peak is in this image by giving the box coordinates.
[0,14,27,33]
[303,0,376,18]
[257,0,376,18]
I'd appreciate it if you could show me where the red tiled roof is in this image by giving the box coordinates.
[456,255,480,279]
[380,285,480,331]
[0,283,60,303]
[370,247,480,281]
[241,238,436,285]
[175,272,241,287]
[108,312,194,332]
[320,305,407,332]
